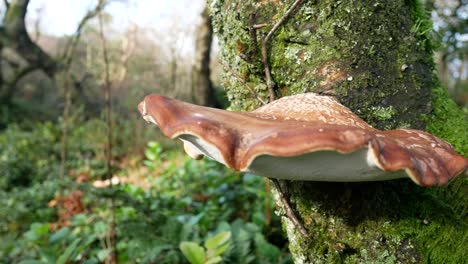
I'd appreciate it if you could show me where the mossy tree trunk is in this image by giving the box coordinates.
[208,0,467,263]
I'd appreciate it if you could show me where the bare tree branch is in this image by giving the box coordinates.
[98,11,117,264]
[260,0,303,102]
[62,0,110,68]
[58,0,110,235]
[271,179,309,237]
[32,6,44,42]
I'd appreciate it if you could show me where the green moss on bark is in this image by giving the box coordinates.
[209,0,467,263]
[426,82,468,156]
[211,0,434,129]
[268,0,434,130]
[285,176,468,264]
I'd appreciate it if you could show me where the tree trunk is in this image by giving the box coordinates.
[0,0,55,103]
[0,0,107,104]
[169,47,178,94]
[1,0,56,76]
[191,4,219,107]
[208,0,467,263]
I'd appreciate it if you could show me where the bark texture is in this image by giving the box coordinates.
[0,0,108,104]
[208,0,467,263]
[0,0,55,103]
[1,0,56,76]
[191,4,219,107]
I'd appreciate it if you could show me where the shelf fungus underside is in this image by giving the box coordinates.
[138,93,467,187]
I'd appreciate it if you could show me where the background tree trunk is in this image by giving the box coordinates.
[1,0,56,76]
[191,3,219,107]
[0,0,108,104]
[208,0,467,263]
[0,0,55,103]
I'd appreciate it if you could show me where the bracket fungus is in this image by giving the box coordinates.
[138,93,467,187]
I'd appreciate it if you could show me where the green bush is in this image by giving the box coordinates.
[0,122,290,263]
[0,122,60,190]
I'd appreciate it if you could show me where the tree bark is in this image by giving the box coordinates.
[1,0,56,76]
[0,0,108,104]
[208,0,467,263]
[191,4,219,107]
[169,47,178,94]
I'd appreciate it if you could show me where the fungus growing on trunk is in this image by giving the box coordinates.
[138,93,467,187]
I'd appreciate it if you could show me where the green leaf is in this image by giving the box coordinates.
[188,212,205,226]
[25,223,50,241]
[49,227,70,244]
[144,150,157,161]
[205,231,231,251]
[74,234,97,257]
[97,249,111,262]
[213,243,230,257]
[57,238,81,264]
[180,241,206,264]
[94,221,108,238]
[253,233,281,262]
[143,160,155,169]
[252,211,266,227]
[205,256,222,264]
[83,258,99,264]
[18,260,45,264]
[70,213,88,225]
[148,141,161,149]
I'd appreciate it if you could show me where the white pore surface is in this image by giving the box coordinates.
[247,148,406,182]
[178,134,227,165]
[178,134,406,182]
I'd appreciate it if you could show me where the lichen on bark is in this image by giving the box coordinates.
[209,0,468,263]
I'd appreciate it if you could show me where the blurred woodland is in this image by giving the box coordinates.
[0,0,466,263]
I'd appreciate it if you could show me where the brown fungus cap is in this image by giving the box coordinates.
[138,93,467,187]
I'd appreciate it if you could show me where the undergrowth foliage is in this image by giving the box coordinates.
[0,120,291,263]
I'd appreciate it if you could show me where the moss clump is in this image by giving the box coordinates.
[286,176,468,264]
[372,106,396,122]
[426,81,468,156]
[411,82,468,264]
[209,0,276,111]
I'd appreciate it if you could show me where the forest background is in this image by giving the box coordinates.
[0,0,466,263]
